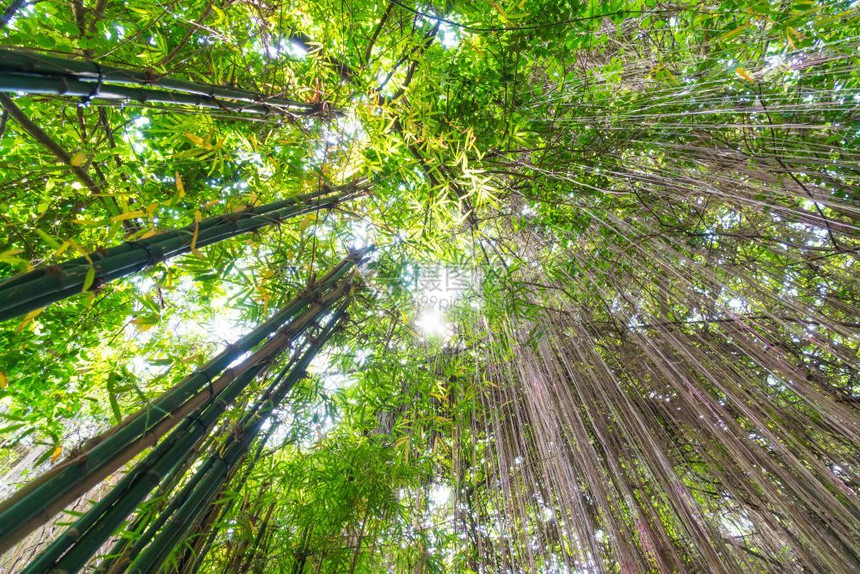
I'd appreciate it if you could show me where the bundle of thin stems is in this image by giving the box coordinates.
[448,20,859,572]
[465,290,858,571]
[125,305,347,573]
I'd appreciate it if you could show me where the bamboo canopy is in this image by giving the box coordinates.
[0,0,857,572]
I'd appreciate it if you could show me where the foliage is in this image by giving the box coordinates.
[0,0,858,571]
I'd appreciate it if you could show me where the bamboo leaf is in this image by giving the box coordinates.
[69,151,88,167]
[82,266,96,292]
[184,132,205,147]
[16,308,44,334]
[175,172,185,200]
[111,210,145,222]
[190,210,204,258]
[35,229,60,249]
[736,68,755,82]
[106,373,123,424]
[299,213,316,231]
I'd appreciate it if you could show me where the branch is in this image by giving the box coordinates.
[0,94,131,229]
[0,0,28,29]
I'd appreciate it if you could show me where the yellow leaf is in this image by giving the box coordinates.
[110,210,145,222]
[52,241,71,258]
[736,68,755,82]
[69,150,88,167]
[175,172,185,199]
[50,445,63,463]
[132,316,159,332]
[393,436,409,452]
[718,25,746,43]
[0,372,7,389]
[212,4,227,24]
[190,211,204,258]
[299,213,315,231]
[67,240,92,264]
[184,132,205,147]
[0,249,26,266]
[16,307,44,334]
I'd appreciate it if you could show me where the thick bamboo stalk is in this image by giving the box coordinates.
[0,73,317,116]
[0,250,369,554]
[128,305,348,573]
[98,410,281,574]
[99,359,298,574]
[28,296,350,573]
[0,179,367,321]
[19,285,351,572]
[0,48,323,113]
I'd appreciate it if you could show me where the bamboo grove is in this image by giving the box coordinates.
[0,0,857,572]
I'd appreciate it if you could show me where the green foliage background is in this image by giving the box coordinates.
[0,0,858,571]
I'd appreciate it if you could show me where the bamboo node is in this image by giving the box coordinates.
[78,62,104,107]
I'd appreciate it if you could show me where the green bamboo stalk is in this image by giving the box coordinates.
[0,73,317,116]
[95,417,227,574]
[23,363,272,574]
[100,392,286,574]
[179,422,281,574]
[185,452,270,574]
[0,179,367,321]
[0,250,369,554]
[21,285,350,573]
[0,48,324,113]
[128,305,348,573]
[0,178,362,293]
[98,352,303,574]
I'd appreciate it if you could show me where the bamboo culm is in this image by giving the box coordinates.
[28,296,350,573]
[129,305,348,573]
[97,358,302,574]
[0,179,367,321]
[0,48,327,114]
[0,249,369,554]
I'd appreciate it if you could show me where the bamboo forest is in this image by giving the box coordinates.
[0,0,857,571]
